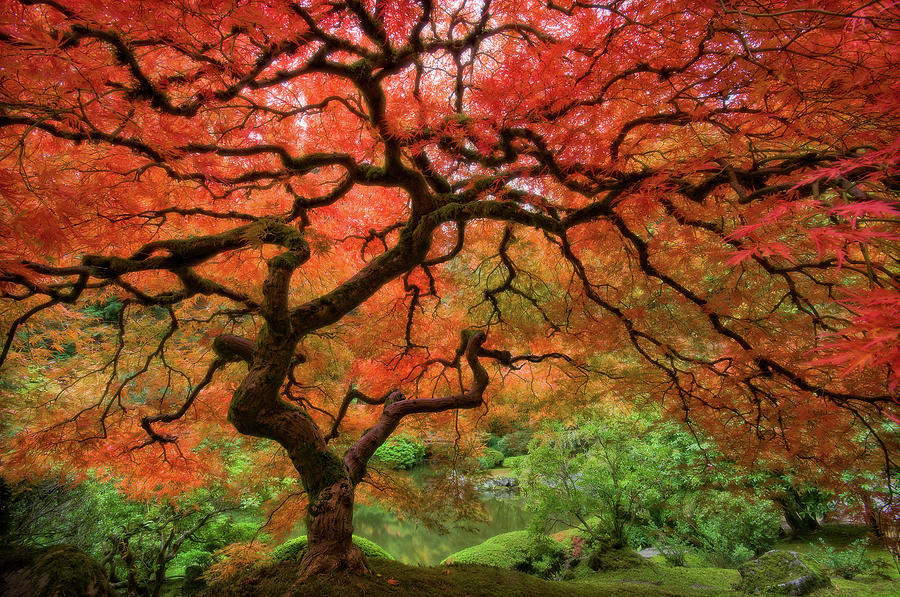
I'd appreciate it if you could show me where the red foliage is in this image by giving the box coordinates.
[0,0,896,499]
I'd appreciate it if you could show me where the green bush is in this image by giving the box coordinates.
[270,535,395,562]
[173,549,215,572]
[809,537,874,579]
[198,518,269,552]
[652,534,690,567]
[441,531,566,577]
[517,413,705,548]
[679,491,781,568]
[371,437,426,470]
[477,448,505,470]
[502,456,525,469]
[497,430,533,457]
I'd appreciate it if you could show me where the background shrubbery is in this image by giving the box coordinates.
[514,410,785,567]
[478,448,505,470]
[371,437,427,470]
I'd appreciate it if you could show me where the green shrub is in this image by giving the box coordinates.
[173,549,215,572]
[371,437,426,470]
[502,456,525,469]
[517,414,701,548]
[497,430,533,456]
[441,531,565,577]
[809,537,874,579]
[270,535,395,562]
[199,518,269,552]
[653,534,690,567]
[477,448,505,470]
[679,491,781,568]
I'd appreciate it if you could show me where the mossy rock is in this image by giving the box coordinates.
[270,535,395,562]
[736,550,832,595]
[585,543,649,572]
[183,563,208,595]
[0,544,115,597]
[441,531,566,577]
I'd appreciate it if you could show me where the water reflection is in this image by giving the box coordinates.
[352,497,531,566]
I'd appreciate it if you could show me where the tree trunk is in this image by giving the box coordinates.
[782,507,820,536]
[296,478,370,577]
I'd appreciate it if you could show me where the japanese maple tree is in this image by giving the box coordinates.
[1,0,898,577]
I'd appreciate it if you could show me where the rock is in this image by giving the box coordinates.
[476,476,520,494]
[736,550,832,595]
[0,544,116,597]
[638,547,661,558]
[586,543,648,572]
[182,563,207,595]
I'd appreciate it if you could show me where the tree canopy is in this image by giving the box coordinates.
[0,0,898,576]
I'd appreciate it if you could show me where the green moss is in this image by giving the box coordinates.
[442,531,566,577]
[201,558,623,597]
[586,544,649,572]
[269,251,302,270]
[0,544,114,597]
[572,561,740,596]
[358,164,386,182]
[736,550,832,595]
[270,535,395,563]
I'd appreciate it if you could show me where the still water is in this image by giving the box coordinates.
[352,496,531,566]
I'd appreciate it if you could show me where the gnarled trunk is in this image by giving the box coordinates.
[220,323,489,579]
[297,478,370,577]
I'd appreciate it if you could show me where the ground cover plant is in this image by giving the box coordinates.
[0,0,898,589]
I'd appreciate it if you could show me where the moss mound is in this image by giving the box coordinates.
[0,544,115,597]
[271,535,395,562]
[586,543,649,572]
[736,550,832,595]
[441,530,565,577]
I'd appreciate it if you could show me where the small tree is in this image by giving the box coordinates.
[517,411,701,547]
[2,477,240,597]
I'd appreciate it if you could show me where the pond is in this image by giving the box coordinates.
[352,495,531,566]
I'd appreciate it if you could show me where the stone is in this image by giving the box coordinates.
[736,550,832,595]
[182,564,207,595]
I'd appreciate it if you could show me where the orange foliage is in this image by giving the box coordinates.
[0,0,896,512]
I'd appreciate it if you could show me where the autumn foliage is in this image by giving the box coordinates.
[0,0,898,575]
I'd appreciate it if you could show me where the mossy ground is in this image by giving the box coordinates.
[200,556,899,597]
[199,524,900,597]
